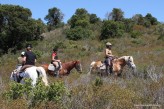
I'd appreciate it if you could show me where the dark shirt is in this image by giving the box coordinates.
[24,51,37,65]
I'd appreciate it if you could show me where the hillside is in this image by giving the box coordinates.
[0,26,164,109]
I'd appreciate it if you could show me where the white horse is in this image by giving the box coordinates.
[10,66,48,86]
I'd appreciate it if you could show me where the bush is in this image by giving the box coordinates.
[65,27,92,40]
[100,20,125,40]
[4,78,67,108]
[130,31,141,38]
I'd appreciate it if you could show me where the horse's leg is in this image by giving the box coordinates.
[114,72,118,81]
[36,67,49,86]
[88,66,93,75]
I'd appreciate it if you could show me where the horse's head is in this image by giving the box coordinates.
[126,56,136,70]
[74,60,82,73]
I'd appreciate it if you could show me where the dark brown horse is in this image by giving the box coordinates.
[42,60,82,77]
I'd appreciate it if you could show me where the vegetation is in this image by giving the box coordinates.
[0,4,46,54]
[44,7,64,31]
[0,4,164,109]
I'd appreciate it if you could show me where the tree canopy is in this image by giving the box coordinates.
[44,7,64,31]
[0,4,45,54]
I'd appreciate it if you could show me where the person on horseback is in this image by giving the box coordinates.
[17,51,25,66]
[51,47,61,77]
[18,44,37,79]
[104,42,114,75]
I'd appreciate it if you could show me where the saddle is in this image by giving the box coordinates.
[48,64,56,71]
[48,62,62,71]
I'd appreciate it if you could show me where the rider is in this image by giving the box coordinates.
[16,51,25,71]
[51,47,61,77]
[104,42,114,75]
[17,51,25,66]
[18,44,37,78]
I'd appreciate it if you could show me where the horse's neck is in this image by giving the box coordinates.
[63,62,75,71]
[116,58,126,67]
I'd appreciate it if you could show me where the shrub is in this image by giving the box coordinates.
[65,27,92,40]
[130,31,141,38]
[100,20,125,40]
[4,78,67,108]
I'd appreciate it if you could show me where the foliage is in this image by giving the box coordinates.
[44,7,64,31]
[132,13,158,27]
[66,8,100,40]
[4,78,67,108]
[89,14,101,24]
[0,4,46,54]
[156,24,164,40]
[130,30,141,38]
[106,8,124,21]
[68,8,90,28]
[145,13,158,25]
[65,26,92,40]
[122,18,134,32]
[100,20,125,40]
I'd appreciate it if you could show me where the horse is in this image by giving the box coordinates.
[42,60,82,77]
[112,56,136,77]
[88,56,136,78]
[10,66,49,86]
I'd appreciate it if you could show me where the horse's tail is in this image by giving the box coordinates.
[36,67,49,86]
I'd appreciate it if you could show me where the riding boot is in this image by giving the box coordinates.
[109,67,113,74]
[106,66,110,76]
[17,73,23,83]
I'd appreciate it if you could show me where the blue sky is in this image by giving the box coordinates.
[1,0,163,23]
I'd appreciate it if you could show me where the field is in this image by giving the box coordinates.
[0,27,164,109]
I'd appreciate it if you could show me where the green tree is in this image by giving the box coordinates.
[145,13,158,25]
[65,27,92,40]
[0,4,45,54]
[89,14,101,24]
[100,20,124,40]
[122,18,134,32]
[108,8,124,21]
[44,7,64,31]
[132,14,144,25]
[68,8,90,28]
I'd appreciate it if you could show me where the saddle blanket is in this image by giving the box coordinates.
[48,64,55,71]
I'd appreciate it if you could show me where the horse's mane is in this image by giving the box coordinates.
[118,56,133,62]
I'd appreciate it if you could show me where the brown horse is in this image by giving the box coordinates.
[42,60,82,77]
[88,56,136,78]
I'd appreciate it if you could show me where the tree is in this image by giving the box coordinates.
[44,7,64,31]
[68,8,90,28]
[145,13,158,25]
[107,8,124,21]
[89,14,101,24]
[100,20,124,40]
[132,14,144,25]
[122,18,134,32]
[0,4,45,54]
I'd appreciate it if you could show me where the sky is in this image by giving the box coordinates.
[0,0,163,23]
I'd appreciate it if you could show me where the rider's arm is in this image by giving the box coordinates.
[105,49,113,57]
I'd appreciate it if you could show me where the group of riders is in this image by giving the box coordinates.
[16,42,114,80]
[16,44,61,81]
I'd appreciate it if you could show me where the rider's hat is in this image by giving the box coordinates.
[26,44,32,48]
[106,42,112,46]
[21,51,25,56]
[53,47,58,52]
